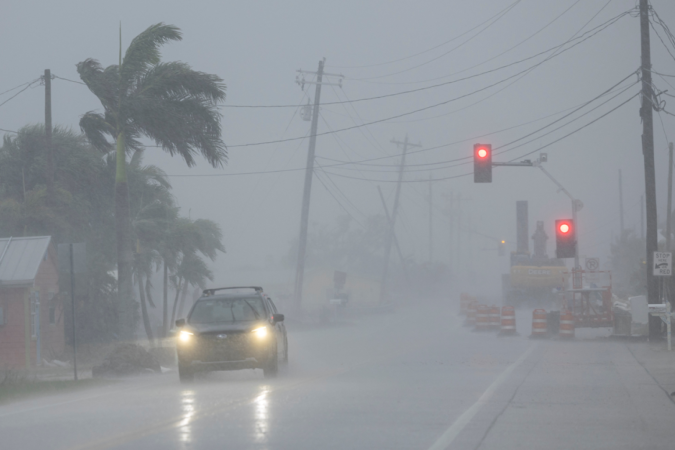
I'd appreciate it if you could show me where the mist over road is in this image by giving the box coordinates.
[1,300,673,450]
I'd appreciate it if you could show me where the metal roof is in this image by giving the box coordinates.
[0,236,51,286]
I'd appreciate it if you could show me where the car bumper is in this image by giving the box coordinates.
[185,357,261,372]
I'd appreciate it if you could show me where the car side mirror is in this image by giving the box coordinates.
[175,318,186,328]
[271,313,284,324]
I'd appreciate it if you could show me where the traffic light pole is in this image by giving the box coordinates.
[491,157,581,269]
[533,162,581,270]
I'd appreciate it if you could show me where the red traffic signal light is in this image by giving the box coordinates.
[473,143,492,183]
[555,219,576,258]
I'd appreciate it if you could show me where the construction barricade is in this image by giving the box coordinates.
[489,306,501,330]
[559,310,575,339]
[531,309,548,338]
[499,306,517,335]
[464,301,478,327]
[475,305,490,331]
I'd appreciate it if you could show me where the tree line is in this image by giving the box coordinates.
[0,23,227,343]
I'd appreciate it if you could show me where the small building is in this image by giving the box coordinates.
[0,236,63,370]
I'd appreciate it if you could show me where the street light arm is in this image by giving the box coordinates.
[536,164,577,202]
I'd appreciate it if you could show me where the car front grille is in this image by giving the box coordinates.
[193,331,255,362]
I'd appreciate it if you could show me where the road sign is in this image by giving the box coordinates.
[653,252,672,276]
[585,257,599,271]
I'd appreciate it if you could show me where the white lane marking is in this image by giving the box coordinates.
[427,344,536,450]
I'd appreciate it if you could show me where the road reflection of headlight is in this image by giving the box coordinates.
[251,326,268,339]
[179,330,194,342]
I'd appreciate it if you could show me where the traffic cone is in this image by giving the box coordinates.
[559,310,575,339]
[499,306,517,335]
[530,309,548,338]
[475,305,490,331]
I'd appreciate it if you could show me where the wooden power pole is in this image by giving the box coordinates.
[292,59,343,312]
[639,0,660,338]
[380,135,421,303]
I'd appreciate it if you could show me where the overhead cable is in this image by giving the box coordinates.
[326,0,522,70]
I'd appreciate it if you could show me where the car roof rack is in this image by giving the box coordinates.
[202,286,263,297]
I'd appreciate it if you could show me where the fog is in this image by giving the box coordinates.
[2,1,674,301]
[4,2,675,448]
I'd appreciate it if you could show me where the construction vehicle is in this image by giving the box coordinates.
[502,202,568,306]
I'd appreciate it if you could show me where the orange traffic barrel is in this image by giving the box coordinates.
[531,309,548,338]
[559,310,575,339]
[464,301,478,327]
[499,306,517,335]
[475,305,490,331]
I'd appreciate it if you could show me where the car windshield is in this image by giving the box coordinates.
[189,296,266,324]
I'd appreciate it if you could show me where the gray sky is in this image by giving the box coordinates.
[2,0,675,297]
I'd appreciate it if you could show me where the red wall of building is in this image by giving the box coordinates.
[0,245,64,370]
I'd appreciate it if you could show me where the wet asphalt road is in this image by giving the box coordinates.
[1,299,674,450]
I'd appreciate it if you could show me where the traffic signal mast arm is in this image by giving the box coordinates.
[534,161,582,269]
[485,153,581,268]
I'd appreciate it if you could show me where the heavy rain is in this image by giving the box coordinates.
[2,1,675,449]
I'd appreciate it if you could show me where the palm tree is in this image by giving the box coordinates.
[170,251,213,325]
[159,216,224,336]
[77,23,227,335]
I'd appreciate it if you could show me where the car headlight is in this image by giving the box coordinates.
[251,326,268,339]
[179,330,194,342]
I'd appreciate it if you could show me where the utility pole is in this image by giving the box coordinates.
[619,169,625,235]
[292,59,343,312]
[641,194,645,240]
[667,143,674,252]
[380,135,421,303]
[639,0,660,338]
[428,173,433,262]
[43,69,54,187]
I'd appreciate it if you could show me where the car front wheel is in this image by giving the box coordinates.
[263,345,278,378]
[178,363,194,383]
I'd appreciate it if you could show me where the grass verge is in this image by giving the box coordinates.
[0,372,110,405]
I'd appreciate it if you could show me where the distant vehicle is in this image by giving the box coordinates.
[175,286,288,382]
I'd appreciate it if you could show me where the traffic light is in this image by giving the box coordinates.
[555,219,576,258]
[498,240,506,256]
[473,143,492,183]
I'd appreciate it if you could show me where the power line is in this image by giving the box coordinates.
[0,128,18,133]
[319,71,638,171]
[0,79,39,97]
[0,79,41,109]
[224,11,628,110]
[348,0,524,81]
[326,0,523,70]
[53,75,86,85]
[313,169,365,228]
[350,6,634,86]
[318,92,637,183]
[165,77,638,178]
